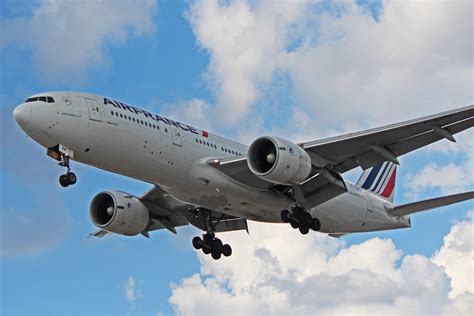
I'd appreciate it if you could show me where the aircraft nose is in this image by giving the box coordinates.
[13,103,32,129]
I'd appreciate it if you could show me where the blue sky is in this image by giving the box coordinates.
[1,1,472,315]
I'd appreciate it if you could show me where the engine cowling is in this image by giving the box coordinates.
[89,191,150,236]
[247,136,312,185]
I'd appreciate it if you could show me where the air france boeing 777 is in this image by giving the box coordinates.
[13,92,474,260]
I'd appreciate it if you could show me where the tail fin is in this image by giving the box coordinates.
[356,161,397,202]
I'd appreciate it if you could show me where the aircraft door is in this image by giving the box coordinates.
[171,126,182,146]
[85,98,102,122]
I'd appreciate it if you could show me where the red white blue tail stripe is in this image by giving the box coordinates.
[356,161,397,202]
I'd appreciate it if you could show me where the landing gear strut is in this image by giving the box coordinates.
[281,206,321,235]
[191,208,232,260]
[58,154,77,187]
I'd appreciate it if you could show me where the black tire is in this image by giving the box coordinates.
[59,175,69,187]
[203,233,213,244]
[290,219,299,229]
[311,218,321,231]
[211,249,222,260]
[303,212,313,226]
[299,225,310,235]
[192,236,203,250]
[281,210,291,223]
[213,238,223,250]
[221,244,232,257]
[67,172,77,185]
[202,247,211,255]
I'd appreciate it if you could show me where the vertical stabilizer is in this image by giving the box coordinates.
[356,161,397,202]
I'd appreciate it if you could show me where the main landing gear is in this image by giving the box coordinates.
[192,233,232,260]
[281,206,321,235]
[58,154,77,187]
[191,208,232,260]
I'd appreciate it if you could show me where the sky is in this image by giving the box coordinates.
[0,0,473,315]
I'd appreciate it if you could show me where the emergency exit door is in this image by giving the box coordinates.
[86,98,102,122]
[171,127,182,146]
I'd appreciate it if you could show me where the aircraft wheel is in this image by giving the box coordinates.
[192,236,203,250]
[202,247,211,255]
[311,218,321,231]
[299,225,310,235]
[213,238,223,249]
[222,244,232,257]
[281,210,291,223]
[290,219,299,229]
[211,249,222,260]
[66,172,77,185]
[59,174,69,187]
[303,212,313,226]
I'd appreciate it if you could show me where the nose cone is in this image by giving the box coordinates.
[13,103,32,130]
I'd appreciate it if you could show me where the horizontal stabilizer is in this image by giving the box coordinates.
[389,191,474,217]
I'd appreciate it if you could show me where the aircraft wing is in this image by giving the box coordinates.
[388,191,474,217]
[208,105,473,209]
[302,105,473,173]
[141,185,248,234]
[211,105,473,185]
[90,185,248,238]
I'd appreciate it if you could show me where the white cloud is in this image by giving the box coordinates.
[404,130,473,198]
[124,276,140,308]
[186,0,310,125]
[186,0,472,140]
[405,161,473,197]
[283,0,472,129]
[0,0,157,81]
[169,213,474,315]
[162,98,213,129]
[433,210,474,299]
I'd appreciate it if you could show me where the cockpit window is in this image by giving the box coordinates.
[25,96,55,103]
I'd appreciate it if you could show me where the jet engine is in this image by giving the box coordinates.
[247,136,312,185]
[89,191,149,236]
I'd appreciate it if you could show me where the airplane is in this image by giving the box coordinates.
[13,92,474,260]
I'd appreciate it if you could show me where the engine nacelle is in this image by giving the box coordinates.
[247,136,312,185]
[89,191,149,236]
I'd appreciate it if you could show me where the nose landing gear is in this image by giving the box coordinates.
[58,154,77,187]
[281,206,321,235]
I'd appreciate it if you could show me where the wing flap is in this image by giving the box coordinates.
[388,191,474,217]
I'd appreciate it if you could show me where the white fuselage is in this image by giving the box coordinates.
[14,91,410,234]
